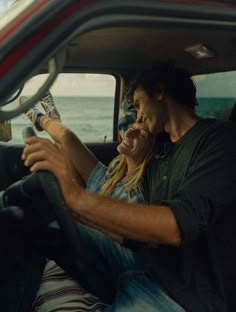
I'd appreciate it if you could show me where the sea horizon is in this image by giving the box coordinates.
[2,96,235,144]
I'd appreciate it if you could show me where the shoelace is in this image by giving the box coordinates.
[41,96,57,115]
[42,97,54,109]
[23,108,37,120]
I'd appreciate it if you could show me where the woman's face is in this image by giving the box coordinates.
[117,123,154,164]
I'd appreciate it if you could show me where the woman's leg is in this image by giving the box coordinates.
[40,224,186,312]
[38,94,98,185]
[105,271,186,312]
[39,223,142,304]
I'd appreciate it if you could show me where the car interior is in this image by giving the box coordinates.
[0,0,236,311]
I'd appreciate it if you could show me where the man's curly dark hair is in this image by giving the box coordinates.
[125,62,198,109]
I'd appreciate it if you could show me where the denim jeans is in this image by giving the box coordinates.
[44,223,186,312]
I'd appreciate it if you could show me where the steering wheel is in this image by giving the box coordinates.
[37,170,84,258]
[0,126,86,259]
[1,169,85,259]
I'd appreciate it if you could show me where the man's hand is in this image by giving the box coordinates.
[22,136,80,208]
[21,138,181,246]
[22,137,64,175]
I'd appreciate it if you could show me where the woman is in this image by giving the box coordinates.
[20,92,157,311]
[20,92,156,206]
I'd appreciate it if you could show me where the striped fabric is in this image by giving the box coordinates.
[32,259,109,312]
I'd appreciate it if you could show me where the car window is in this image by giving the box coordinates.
[0,0,33,29]
[193,71,236,120]
[5,73,115,144]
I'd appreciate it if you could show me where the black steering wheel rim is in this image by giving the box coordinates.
[37,170,85,259]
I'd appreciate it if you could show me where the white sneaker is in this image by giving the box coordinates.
[40,91,61,120]
[18,96,44,131]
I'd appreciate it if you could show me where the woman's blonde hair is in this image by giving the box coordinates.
[101,137,156,201]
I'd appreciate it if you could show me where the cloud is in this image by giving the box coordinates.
[23,73,115,97]
[194,71,236,97]
[0,3,5,12]
[0,0,13,12]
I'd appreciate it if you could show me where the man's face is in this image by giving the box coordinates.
[133,87,167,135]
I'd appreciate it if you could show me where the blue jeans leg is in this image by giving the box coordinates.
[44,223,141,303]
[44,224,186,312]
[105,271,186,312]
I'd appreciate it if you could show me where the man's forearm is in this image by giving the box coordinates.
[70,190,182,246]
[72,211,124,243]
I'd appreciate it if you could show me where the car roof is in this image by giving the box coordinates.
[1,0,236,103]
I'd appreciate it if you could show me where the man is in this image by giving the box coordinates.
[23,63,236,312]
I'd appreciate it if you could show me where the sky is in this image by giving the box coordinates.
[23,74,116,97]
[194,71,236,98]
[23,71,236,98]
[0,0,13,12]
[15,68,236,98]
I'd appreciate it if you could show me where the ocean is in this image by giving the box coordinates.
[196,97,235,120]
[7,97,114,144]
[3,96,236,144]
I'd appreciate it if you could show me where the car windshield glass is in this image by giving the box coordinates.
[193,70,236,120]
[0,0,34,30]
[5,73,116,144]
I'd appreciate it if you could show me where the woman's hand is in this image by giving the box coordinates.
[22,136,80,208]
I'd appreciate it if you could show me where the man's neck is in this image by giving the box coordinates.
[164,105,201,142]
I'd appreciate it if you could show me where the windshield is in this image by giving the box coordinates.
[0,0,34,30]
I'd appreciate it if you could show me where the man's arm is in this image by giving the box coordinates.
[23,122,236,248]
[71,190,182,246]
[22,136,182,246]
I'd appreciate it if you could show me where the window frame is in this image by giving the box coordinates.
[7,72,121,144]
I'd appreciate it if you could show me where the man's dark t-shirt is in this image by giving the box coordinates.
[141,119,236,312]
